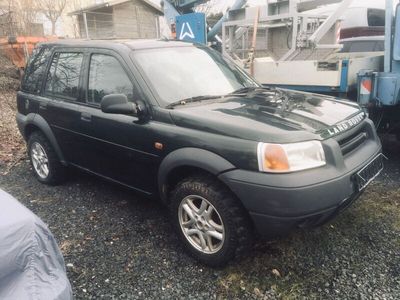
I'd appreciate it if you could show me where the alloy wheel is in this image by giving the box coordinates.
[30,142,49,179]
[178,195,225,254]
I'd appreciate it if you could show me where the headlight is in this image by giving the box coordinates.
[257,141,326,173]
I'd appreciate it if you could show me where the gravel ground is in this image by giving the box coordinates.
[0,136,399,299]
[0,55,23,171]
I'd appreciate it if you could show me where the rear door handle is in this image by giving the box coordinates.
[81,112,92,122]
[39,102,47,110]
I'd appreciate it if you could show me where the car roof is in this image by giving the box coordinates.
[38,39,195,52]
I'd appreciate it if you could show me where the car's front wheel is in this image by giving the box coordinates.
[170,175,253,267]
[28,132,66,185]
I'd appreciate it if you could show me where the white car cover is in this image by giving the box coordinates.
[0,189,73,300]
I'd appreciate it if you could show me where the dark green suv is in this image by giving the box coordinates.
[17,39,383,266]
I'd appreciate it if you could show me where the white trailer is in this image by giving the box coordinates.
[222,0,384,95]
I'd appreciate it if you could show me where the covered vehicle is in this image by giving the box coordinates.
[0,189,72,300]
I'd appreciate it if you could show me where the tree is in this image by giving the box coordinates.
[37,0,67,35]
[9,0,38,35]
[207,12,223,28]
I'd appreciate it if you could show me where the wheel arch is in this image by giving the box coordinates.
[157,148,236,205]
[23,114,67,165]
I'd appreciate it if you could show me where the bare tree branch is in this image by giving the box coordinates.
[11,0,38,35]
[37,0,67,35]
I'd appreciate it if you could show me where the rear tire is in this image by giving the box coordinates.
[169,175,254,267]
[28,131,66,185]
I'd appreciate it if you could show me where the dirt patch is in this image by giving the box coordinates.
[0,54,20,90]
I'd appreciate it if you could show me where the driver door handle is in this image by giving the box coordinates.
[81,112,92,122]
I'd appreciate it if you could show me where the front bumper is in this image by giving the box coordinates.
[245,190,364,238]
[219,120,382,237]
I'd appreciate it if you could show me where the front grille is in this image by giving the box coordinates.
[337,127,368,156]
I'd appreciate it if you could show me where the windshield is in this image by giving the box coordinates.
[132,46,259,105]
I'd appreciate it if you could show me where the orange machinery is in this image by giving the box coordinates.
[0,36,57,69]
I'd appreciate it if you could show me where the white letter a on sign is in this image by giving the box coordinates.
[179,22,195,40]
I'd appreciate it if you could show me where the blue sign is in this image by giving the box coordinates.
[175,13,207,44]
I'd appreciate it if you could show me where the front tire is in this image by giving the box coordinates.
[28,132,66,185]
[170,175,253,267]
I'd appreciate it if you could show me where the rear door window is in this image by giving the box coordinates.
[45,52,83,100]
[349,41,376,52]
[22,46,52,94]
[87,54,134,105]
[340,42,351,53]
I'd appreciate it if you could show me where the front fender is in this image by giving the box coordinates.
[158,148,236,203]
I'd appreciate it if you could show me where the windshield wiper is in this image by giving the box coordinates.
[166,95,223,109]
[228,86,270,96]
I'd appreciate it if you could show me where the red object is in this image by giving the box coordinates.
[360,78,372,95]
[0,36,57,69]
[340,26,385,39]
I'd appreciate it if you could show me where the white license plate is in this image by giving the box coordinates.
[354,154,385,191]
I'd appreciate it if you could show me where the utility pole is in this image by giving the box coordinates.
[384,0,393,73]
[83,12,89,39]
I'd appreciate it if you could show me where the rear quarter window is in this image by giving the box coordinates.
[21,46,52,94]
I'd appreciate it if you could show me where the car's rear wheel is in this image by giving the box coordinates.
[170,175,253,267]
[28,132,66,185]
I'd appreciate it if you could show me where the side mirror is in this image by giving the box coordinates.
[101,94,137,115]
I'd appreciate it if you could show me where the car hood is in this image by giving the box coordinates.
[169,88,365,143]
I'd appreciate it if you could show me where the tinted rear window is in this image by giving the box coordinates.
[21,46,52,94]
[368,9,385,26]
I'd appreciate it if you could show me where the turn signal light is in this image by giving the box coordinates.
[263,144,289,171]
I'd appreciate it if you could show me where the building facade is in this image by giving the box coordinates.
[70,0,162,39]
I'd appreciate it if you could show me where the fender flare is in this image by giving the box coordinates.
[19,113,67,165]
[157,148,235,204]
